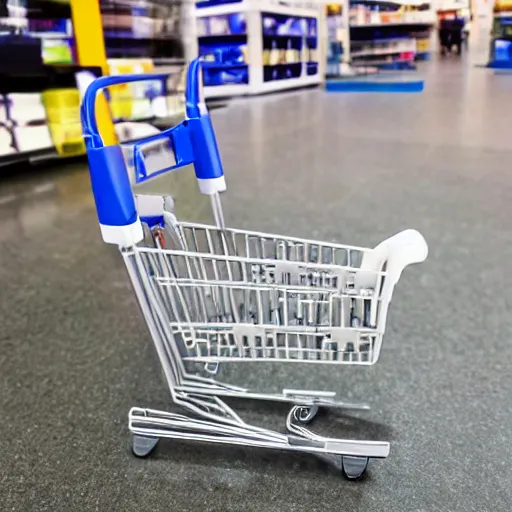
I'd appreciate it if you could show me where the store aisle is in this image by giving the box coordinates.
[2,60,512,512]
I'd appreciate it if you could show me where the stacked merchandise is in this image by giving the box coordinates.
[0,0,80,162]
[198,12,249,86]
[349,0,434,26]
[349,0,434,69]
[42,88,85,157]
[326,0,435,74]
[29,17,74,64]
[100,0,183,59]
[0,0,188,166]
[489,0,512,67]
[8,94,53,155]
[0,93,53,159]
[0,64,105,163]
[101,1,186,125]
[108,58,185,124]
[326,4,351,76]
[2,0,75,64]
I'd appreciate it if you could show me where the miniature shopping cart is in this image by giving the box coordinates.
[81,59,428,479]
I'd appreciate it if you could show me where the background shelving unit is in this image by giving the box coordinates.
[196,0,324,98]
[101,0,187,127]
[326,0,435,75]
[0,0,191,168]
[100,0,184,59]
[0,1,96,164]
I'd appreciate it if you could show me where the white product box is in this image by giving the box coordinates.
[13,125,53,152]
[0,126,15,156]
[7,93,47,124]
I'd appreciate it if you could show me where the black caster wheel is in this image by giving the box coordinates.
[341,456,369,480]
[293,405,320,425]
[132,435,159,458]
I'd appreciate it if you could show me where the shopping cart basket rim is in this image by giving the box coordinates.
[134,246,387,276]
[175,222,376,253]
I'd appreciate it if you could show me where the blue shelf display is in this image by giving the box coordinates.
[488,8,512,68]
[197,13,248,87]
[199,43,249,85]
[202,63,249,85]
[339,0,434,69]
[488,38,512,68]
[263,63,301,82]
[195,3,322,97]
[261,13,318,83]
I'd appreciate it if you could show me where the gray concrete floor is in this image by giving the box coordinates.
[2,57,512,511]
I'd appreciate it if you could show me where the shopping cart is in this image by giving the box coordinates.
[81,58,428,479]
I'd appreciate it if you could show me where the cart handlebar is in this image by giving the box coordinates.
[81,58,205,149]
[80,58,226,247]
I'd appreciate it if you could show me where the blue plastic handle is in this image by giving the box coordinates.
[81,72,170,149]
[80,58,225,238]
[81,60,205,148]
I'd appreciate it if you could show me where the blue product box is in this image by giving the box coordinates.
[262,14,317,38]
[203,66,248,86]
[199,13,246,36]
[199,43,246,65]
[197,0,243,7]
[494,39,512,62]
[228,13,246,34]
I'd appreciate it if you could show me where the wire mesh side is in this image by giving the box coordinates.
[134,245,386,364]
[149,248,383,293]
[175,325,379,365]
[175,222,373,269]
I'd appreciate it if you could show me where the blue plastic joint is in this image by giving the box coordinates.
[80,58,226,240]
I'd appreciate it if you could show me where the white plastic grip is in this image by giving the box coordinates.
[361,229,428,283]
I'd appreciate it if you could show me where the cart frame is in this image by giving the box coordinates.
[81,58,428,479]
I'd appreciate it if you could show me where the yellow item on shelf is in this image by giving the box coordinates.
[495,0,512,12]
[269,41,280,65]
[285,39,295,63]
[241,44,249,64]
[47,123,86,157]
[416,39,430,52]
[42,88,86,157]
[263,49,271,65]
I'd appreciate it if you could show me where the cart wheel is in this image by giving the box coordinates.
[132,435,159,458]
[341,456,369,480]
[293,405,319,425]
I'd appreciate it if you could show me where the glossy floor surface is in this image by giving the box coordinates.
[2,56,512,511]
